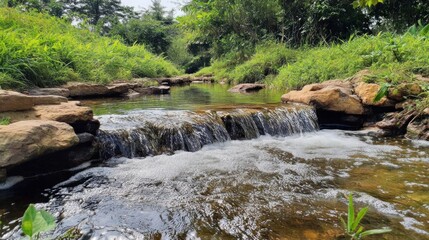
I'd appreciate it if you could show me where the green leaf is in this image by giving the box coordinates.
[347,194,354,233]
[352,207,368,231]
[360,228,392,237]
[21,204,56,238]
[373,83,390,102]
[22,204,38,237]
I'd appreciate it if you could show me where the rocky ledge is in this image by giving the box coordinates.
[0,90,100,182]
[281,70,428,140]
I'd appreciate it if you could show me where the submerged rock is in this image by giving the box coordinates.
[228,83,266,93]
[0,120,79,168]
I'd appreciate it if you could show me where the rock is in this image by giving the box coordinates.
[191,76,214,83]
[0,168,6,182]
[406,110,429,140]
[27,88,70,97]
[388,83,422,101]
[133,86,170,95]
[107,83,137,95]
[124,89,141,99]
[228,84,266,93]
[0,120,79,168]
[31,95,68,105]
[66,83,109,97]
[282,83,364,115]
[77,133,95,144]
[355,82,395,107]
[375,109,416,136]
[35,101,94,124]
[70,119,100,135]
[156,76,192,86]
[0,90,34,112]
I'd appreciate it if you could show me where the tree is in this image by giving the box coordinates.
[110,0,176,54]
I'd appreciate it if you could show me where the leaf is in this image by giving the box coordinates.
[21,204,37,237]
[347,194,354,233]
[373,83,390,102]
[352,207,368,231]
[360,228,392,237]
[21,205,56,238]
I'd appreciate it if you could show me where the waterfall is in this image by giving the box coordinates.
[96,105,319,159]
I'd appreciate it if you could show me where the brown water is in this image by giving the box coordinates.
[1,84,428,240]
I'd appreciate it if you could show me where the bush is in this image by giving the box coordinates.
[0,8,180,89]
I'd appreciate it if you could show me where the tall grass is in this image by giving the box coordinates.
[198,33,429,90]
[0,8,180,89]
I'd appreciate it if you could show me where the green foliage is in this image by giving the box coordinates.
[341,194,391,240]
[0,8,180,89]
[353,0,384,8]
[0,117,10,125]
[198,33,429,92]
[373,83,391,102]
[21,204,56,240]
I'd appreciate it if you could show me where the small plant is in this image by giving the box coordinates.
[21,204,56,240]
[0,117,11,125]
[373,83,392,102]
[340,194,391,240]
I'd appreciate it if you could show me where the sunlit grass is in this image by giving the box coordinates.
[0,8,180,89]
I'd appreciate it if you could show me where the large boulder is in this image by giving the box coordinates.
[107,83,138,95]
[0,120,79,168]
[282,81,364,115]
[27,88,70,98]
[388,83,422,101]
[0,90,34,112]
[228,83,266,93]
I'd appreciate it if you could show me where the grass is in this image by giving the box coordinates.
[198,33,429,89]
[0,117,10,125]
[0,8,180,89]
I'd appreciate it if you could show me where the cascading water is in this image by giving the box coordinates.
[96,105,319,159]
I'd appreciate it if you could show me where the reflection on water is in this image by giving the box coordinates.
[3,131,428,239]
[82,84,284,115]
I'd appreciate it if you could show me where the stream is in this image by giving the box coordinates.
[1,84,428,239]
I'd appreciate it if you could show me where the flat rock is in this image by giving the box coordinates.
[107,83,138,95]
[0,90,34,112]
[228,84,266,93]
[32,95,68,105]
[66,83,109,97]
[282,83,364,115]
[0,120,79,168]
[27,88,70,97]
[1,101,94,125]
[156,76,192,86]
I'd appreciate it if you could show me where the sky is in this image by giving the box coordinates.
[121,0,186,15]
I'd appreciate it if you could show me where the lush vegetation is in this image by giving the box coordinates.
[0,7,179,89]
[197,32,429,88]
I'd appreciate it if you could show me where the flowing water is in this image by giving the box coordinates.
[1,84,428,240]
